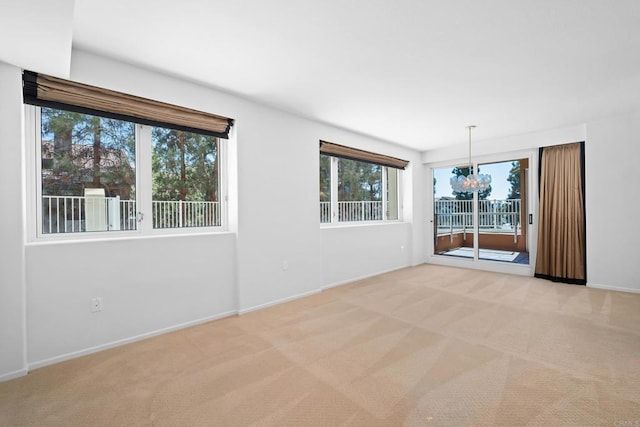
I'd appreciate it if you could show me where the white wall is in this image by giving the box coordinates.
[0,51,422,378]
[232,91,424,311]
[233,107,323,312]
[321,223,413,287]
[26,234,237,367]
[586,111,640,293]
[0,61,27,381]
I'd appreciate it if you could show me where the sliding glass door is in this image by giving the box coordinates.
[433,165,475,260]
[432,158,530,265]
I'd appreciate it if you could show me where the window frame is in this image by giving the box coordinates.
[321,154,403,225]
[25,105,228,242]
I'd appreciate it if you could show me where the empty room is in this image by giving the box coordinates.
[1,0,639,425]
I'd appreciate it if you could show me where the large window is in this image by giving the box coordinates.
[320,151,403,224]
[30,106,226,237]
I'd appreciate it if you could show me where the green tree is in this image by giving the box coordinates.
[338,159,381,201]
[319,154,331,202]
[41,108,135,198]
[451,166,492,201]
[151,128,218,203]
[507,161,521,199]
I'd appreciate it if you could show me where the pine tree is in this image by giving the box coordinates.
[338,159,381,201]
[151,128,218,202]
[41,108,135,198]
[319,154,331,202]
[507,161,521,199]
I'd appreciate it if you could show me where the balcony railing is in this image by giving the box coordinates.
[319,199,521,226]
[42,195,220,234]
[152,200,221,229]
[320,201,384,223]
[434,198,521,230]
[320,201,331,223]
[434,198,522,242]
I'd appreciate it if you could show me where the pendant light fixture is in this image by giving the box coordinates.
[450,125,491,193]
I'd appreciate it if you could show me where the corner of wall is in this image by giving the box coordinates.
[0,61,28,380]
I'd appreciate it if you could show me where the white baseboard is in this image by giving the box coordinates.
[0,367,28,383]
[321,265,410,291]
[587,282,640,294]
[238,289,321,315]
[28,310,237,371]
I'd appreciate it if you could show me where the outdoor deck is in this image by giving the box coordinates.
[433,198,528,264]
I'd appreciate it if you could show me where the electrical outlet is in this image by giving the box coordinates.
[91,297,103,313]
[282,260,289,271]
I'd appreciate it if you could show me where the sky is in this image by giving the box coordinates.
[433,161,515,200]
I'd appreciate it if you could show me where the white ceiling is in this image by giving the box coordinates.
[21,1,640,151]
[0,0,74,78]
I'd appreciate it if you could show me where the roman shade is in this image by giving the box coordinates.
[23,71,234,139]
[319,140,409,170]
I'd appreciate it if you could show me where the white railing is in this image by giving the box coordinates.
[42,196,220,233]
[340,201,383,222]
[321,199,521,225]
[433,198,522,241]
[152,200,220,229]
[120,199,137,231]
[320,201,384,223]
[320,202,331,223]
[42,195,75,234]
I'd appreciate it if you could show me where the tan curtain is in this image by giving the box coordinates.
[23,71,233,138]
[320,140,409,169]
[535,142,586,284]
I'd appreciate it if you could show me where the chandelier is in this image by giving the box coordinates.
[450,125,491,193]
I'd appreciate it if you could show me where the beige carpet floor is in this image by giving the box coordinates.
[2,264,640,426]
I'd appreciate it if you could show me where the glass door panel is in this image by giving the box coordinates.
[433,165,475,259]
[476,159,529,264]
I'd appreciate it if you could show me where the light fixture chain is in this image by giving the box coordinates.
[467,125,475,174]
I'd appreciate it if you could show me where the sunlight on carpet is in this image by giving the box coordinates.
[445,247,519,262]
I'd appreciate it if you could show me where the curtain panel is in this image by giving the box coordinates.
[535,142,586,285]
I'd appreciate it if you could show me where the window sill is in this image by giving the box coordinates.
[320,220,407,229]
[26,229,235,246]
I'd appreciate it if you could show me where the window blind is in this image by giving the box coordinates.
[320,140,409,170]
[23,71,234,139]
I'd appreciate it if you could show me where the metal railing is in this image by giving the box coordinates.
[434,198,522,242]
[340,201,383,222]
[152,200,220,229]
[320,202,331,223]
[42,195,220,234]
[42,195,79,234]
[320,201,384,223]
[435,199,521,229]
